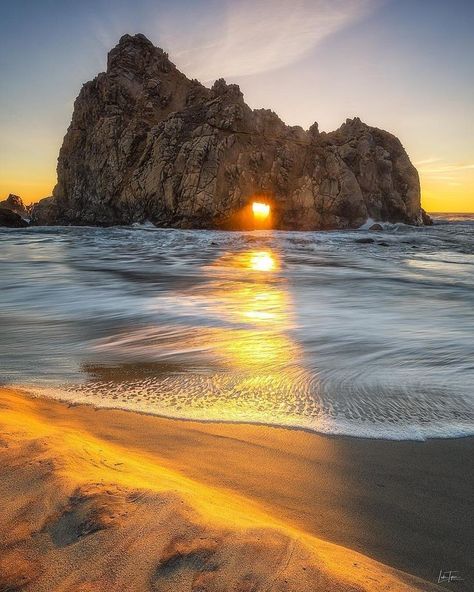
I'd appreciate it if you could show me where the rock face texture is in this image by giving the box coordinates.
[33,34,428,229]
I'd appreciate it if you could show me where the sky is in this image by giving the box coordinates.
[0,0,473,212]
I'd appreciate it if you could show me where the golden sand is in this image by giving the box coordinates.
[0,388,443,591]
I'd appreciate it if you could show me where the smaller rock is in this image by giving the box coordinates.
[0,208,29,228]
[369,223,383,232]
[378,242,390,247]
[0,194,28,218]
[421,209,433,226]
[355,238,375,244]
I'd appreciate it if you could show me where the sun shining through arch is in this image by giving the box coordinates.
[252,201,270,220]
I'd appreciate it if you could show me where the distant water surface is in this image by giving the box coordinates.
[1,214,473,440]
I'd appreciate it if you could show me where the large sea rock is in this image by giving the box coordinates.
[32,34,429,229]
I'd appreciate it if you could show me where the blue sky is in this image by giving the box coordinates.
[0,0,473,210]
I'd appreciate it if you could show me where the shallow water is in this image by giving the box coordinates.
[1,214,473,439]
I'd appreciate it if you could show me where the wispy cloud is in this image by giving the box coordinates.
[414,157,442,166]
[156,0,377,82]
[416,158,474,180]
[88,1,377,82]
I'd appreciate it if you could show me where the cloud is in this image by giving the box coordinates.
[156,0,377,82]
[415,159,474,179]
[414,157,442,166]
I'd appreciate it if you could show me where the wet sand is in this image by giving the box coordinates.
[0,387,472,591]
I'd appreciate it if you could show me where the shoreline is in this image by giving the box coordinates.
[1,387,472,590]
[17,384,474,442]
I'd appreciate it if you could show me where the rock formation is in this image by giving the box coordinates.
[0,194,29,219]
[0,208,28,228]
[32,34,430,229]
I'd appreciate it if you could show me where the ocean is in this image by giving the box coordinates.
[1,214,473,440]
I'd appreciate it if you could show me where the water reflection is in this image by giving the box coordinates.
[205,249,299,371]
[247,250,275,272]
[58,247,317,427]
[5,222,472,439]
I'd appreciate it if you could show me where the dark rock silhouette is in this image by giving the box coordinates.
[32,34,430,229]
[0,194,29,218]
[369,223,384,231]
[0,208,29,228]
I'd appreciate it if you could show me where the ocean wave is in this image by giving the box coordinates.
[1,214,473,440]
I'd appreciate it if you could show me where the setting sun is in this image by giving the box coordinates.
[252,202,270,219]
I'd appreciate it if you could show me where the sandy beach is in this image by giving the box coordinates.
[1,387,471,591]
[2,1,473,590]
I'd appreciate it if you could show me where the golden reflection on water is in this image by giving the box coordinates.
[248,250,275,272]
[79,248,317,427]
[179,246,311,422]
[207,249,299,372]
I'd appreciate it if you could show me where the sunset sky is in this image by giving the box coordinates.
[1,0,472,212]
